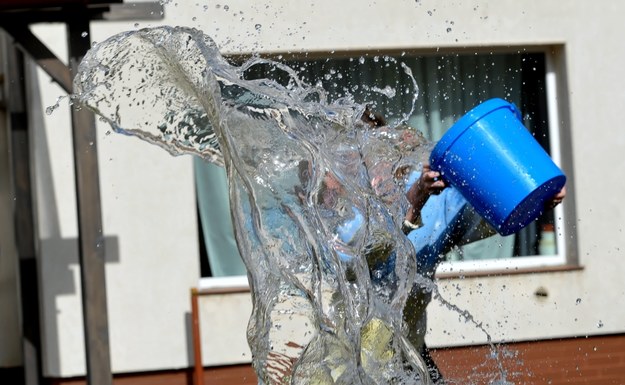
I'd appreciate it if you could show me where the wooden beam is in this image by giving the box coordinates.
[0,2,164,24]
[0,1,121,12]
[191,289,205,385]
[0,2,164,93]
[3,23,72,93]
[5,39,44,385]
[0,4,163,384]
[67,16,112,385]
[101,2,164,21]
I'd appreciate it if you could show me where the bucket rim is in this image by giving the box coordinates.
[429,98,521,170]
[496,174,567,235]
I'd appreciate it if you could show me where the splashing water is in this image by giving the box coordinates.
[72,26,497,384]
[414,275,511,383]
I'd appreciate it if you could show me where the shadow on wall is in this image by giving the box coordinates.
[38,236,119,375]
[26,59,122,376]
[184,312,194,369]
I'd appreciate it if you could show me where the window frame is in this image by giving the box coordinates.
[197,44,577,287]
[437,47,572,274]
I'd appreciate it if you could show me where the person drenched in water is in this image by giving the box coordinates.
[359,108,567,383]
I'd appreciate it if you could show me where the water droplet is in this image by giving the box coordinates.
[597,320,604,328]
[81,31,88,38]
[446,27,452,33]
[223,5,229,11]
[575,298,581,305]
[255,24,262,31]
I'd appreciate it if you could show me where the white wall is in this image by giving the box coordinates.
[29,21,200,376]
[198,292,251,366]
[15,0,625,376]
[157,0,624,348]
[172,0,623,351]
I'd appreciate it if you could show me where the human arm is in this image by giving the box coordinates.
[403,164,447,231]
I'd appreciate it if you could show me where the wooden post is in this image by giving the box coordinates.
[67,15,113,385]
[1,4,164,385]
[6,36,44,385]
[191,288,205,385]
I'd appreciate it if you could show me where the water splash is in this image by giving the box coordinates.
[46,95,70,115]
[414,275,512,384]
[72,26,478,384]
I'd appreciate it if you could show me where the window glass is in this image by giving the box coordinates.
[196,50,563,277]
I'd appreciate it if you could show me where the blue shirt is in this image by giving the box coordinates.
[404,172,489,276]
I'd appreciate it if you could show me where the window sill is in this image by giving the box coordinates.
[197,275,250,295]
[195,265,584,295]
[435,264,584,280]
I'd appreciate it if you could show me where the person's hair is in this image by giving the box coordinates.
[360,106,387,127]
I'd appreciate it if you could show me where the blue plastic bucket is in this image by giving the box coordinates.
[429,98,566,236]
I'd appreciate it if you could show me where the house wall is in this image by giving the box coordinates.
[2,0,623,378]
[149,0,625,350]
[430,334,625,385]
[26,24,200,376]
[47,334,625,385]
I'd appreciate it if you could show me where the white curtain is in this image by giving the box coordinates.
[194,157,246,276]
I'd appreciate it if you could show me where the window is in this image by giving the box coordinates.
[195,158,247,278]
[196,48,569,279]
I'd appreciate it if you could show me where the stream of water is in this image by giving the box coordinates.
[73,26,509,385]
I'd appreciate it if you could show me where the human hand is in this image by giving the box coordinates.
[406,164,446,206]
[419,164,447,196]
[545,186,566,210]
[405,164,447,225]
